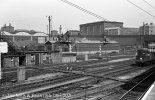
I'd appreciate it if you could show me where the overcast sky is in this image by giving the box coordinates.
[0,0,155,33]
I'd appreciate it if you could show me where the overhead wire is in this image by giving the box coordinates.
[60,0,109,21]
[127,0,155,17]
[142,0,155,10]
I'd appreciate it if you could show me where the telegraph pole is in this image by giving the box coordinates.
[47,16,52,40]
[141,22,145,48]
[47,25,48,34]
[47,16,52,64]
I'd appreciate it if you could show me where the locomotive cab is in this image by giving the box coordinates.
[136,48,149,64]
[136,47,155,66]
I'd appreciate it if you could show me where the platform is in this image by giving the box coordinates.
[141,81,155,100]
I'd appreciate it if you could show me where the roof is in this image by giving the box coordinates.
[104,27,121,30]
[3,31,13,35]
[14,32,31,36]
[148,43,155,47]
[80,21,123,26]
[139,48,148,50]
[45,41,52,45]
[69,30,80,32]
[3,31,48,36]
[68,30,80,35]
[33,32,48,36]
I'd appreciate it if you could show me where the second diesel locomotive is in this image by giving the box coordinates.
[136,44,155,66]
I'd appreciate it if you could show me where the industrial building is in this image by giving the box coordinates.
[80,21,139,36]
[76,21,143,55]
[68,30,81,36]
[80,21,123,36]
[3,31,48,47]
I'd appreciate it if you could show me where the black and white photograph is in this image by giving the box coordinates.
[0,0,155,100]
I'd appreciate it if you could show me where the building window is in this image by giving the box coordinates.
[150,30,153,34]
[86,27,88,35]
[38,37,45,43]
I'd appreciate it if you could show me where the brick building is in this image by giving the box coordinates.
[104,27,121,35]
[51,30,58,36]
[3,31,48,47]
[80,21,123,35]
[68,30,80,36]
[104,27,139,35]
[77,21,140,54]
[1,23,14,33]
[139,23,155,35]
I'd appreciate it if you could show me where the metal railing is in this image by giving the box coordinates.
[0,30,21,54]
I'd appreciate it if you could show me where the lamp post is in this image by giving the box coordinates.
[103,36,108,61]
[84,70,87,100]
[84,89,87,100]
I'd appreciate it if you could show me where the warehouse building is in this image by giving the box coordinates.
[80,21,123,36]
[3,31,48,46]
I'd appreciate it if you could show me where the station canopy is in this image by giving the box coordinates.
[3,31,13,35]
[14,32,31,36]
[33,32,48,36]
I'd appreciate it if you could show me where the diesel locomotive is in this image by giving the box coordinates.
[136,44,155,66]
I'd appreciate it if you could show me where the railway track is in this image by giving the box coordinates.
[1,68,56,84]
[63,66,152,100]
[10,59,150,100]
[48,66,154,100]
[3,56,135,73]
[81,65,155,100]
[0,74,86,97]
[69,81,123,100]
[1,57,135,84]
[1,57,142,100]
[117,67,155,100]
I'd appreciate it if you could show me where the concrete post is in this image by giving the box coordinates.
[39,53,43,64]
[31,36,33,41]
[0,53,1,79]
[17,66,26,82]
[99,44,102,56]
[85,54,88,61]
[26,54,31,66]
[69,44,72,53]
[13,35,15,42]
[59,46,62,63]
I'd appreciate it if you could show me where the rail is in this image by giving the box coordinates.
[118,69,155,100]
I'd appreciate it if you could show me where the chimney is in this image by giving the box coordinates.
[150,23,153,25]
[59,25,62,34]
